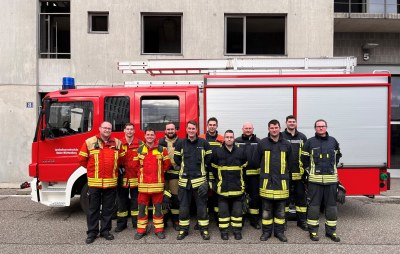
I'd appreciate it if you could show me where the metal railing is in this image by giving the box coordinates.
[334,0,400,14]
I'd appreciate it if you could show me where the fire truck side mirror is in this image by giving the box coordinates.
[41,127,53,140]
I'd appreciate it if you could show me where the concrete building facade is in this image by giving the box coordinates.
[0,0,399,182]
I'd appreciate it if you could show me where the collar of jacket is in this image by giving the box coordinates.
[267,133,283,143]
[315,132,330,140]
[241,134,257,141]
[96,134,116,146]
[186,134,199,143]
[284,128,299,137]
[223,143,236,153]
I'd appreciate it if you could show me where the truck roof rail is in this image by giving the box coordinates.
[118,57,357,76]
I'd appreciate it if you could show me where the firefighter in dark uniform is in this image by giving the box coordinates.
[235,122,261,229]
[78,121,123,244]
[115,123,142,233]
[255,119,294,242]
[211,130,247,240]
[301,119,342,242]
[159,122,182,230]
[281,115,308,231]
[199,117,224,222]
[174,120,213,240]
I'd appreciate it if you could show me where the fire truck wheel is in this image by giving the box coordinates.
[80,183,89,214]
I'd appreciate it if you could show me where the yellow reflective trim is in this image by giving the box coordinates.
[94,154,99,179]
[285,206,289,212]
[265,151,270,174]
[198,220,209,226]
[79,151,88,157]
[281,151,286,175]
[246,168,260,175]
[231,222,242,227]
[302,151,310,156]
[262,219,273,225]
[282,180,287,190]
[131,211,139,216]
[171,209,179,215]
[117,211,128,217]
[292,172,302,180]
[325,220,337,227]
[307,219,319,226]
[274,217,285,224]
[263,179,268,190]
[179,220,190,226]
[296,206,307,213]
[218,166,242,171]
[153,218,164,224]
[219,217,230,222]
[219,223,229,228]
[249,209,259,215]
[231,216,242,222]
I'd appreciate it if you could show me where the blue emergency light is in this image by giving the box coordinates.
[62,77,75,89]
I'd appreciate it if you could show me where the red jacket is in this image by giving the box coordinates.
[120,137,142,188]
[137,142,171,193]
[78,135,122,188]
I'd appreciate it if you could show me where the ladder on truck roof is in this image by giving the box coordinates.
[118,57,357,76]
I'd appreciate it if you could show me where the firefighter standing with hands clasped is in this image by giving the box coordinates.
[134,128,171,240]
[78,121,123,244]
[301,119,342,242]
[211,130,248,240]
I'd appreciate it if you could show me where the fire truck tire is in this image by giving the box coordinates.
[80,183,89,214]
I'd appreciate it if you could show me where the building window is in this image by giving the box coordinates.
[225,15,286,55]
[104,96,130,132]
[89,12,109,33]
[39,1,70,59]
[141,97,180,131]
[142,14,182,54]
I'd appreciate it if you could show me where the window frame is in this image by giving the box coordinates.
[224,14,287,56]
[88,11,109,34]
[141,13,183,55]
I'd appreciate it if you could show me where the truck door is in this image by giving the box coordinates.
[37,97,97,182]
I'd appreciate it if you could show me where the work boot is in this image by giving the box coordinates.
[173,222,180,231]
[100,232,114,241]
[134,232,146,240]
[260,232,271,241]
[326,233,341,242]
[221,232,229,240]
[200,231,210,240]
[114,225,127,233]
[155,231,166,239]
[194,223,200,230]
[85,235,96,244]
[297,222,308,231]
[176,231,188,240]
[250,219,261,229]
[233,232,242,240]
[275,232,288,242]
[309,232,319,241]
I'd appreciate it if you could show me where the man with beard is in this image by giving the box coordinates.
[159,122,182,230]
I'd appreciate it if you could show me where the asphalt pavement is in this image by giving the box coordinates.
[0,179,399,254]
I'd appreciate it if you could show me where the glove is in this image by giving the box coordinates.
[337,182,346,204]
[302,167,310,185]
[198,182,209,199]
[163,190,172,210]
[118,167,126,177]
[241,192,251,214]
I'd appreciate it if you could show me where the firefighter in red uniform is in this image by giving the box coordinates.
[78,121,123,244]
[134,128,171,240]
[115,123,143,233]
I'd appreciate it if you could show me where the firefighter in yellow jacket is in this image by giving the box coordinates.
[78,121,123,244]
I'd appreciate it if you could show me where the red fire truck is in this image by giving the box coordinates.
[29,57,391,211]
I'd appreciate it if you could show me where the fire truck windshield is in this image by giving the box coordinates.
[45,101,93,138]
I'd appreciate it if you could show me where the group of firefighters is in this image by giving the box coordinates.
[78,115,344,244]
